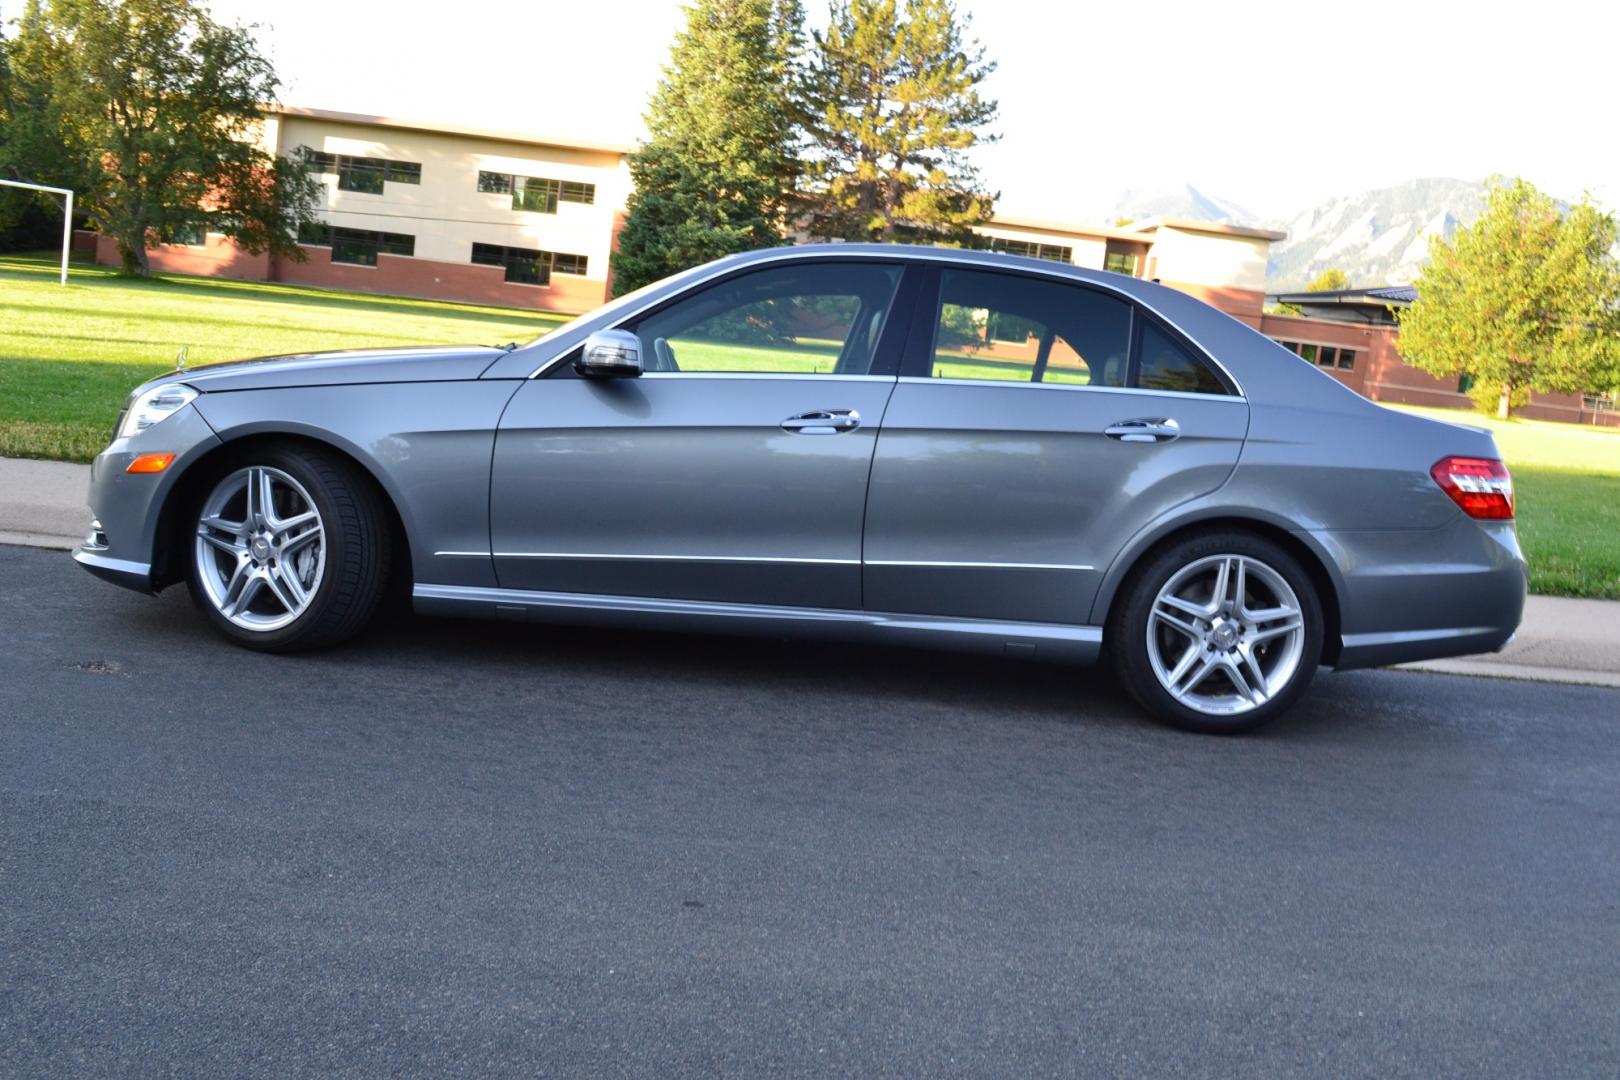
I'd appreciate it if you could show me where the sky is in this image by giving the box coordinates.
[207,0,1620,225]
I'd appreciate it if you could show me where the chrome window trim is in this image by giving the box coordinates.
[636,372,897,383]
[894,375,1247,403]
[867,559,1095,571]
[523,247,1248,397]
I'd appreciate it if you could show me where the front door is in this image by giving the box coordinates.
[490,260,910,610]
[862,266,1250,625]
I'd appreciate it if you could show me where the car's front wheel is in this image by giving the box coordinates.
[1110,531,1323,734]
[187,445,391,651]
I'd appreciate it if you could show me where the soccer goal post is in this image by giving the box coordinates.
[0,178,75,285]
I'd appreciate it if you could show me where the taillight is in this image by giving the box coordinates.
[1430,456,1514,520]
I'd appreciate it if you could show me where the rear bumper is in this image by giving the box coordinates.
[1313,516,1527,671]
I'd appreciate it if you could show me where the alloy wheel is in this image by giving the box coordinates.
[194,466,326,632]
[1145,554,1306,717]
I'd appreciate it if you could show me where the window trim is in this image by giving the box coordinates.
[544,258,919,381]
[902,263,1238,398]
[522,250,1246,395]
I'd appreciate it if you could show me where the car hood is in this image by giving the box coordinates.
[141,345,509,394]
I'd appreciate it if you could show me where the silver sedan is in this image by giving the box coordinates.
[75,245,1526,732]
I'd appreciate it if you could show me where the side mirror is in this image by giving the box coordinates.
[574,330,643,378]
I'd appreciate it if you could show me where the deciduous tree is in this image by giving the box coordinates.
[0,0,318,275]
[800,0,997,244]
[1399,178,1620,418]
[611,0,805,296]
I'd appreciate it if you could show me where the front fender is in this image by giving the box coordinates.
[189,381,522,589]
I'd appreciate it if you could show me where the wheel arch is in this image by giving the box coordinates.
[149,428,414,593]
[1090,509,1345,665]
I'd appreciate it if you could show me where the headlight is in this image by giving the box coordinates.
[117,384,198,440]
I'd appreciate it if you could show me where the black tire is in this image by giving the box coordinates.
[186,443,392,652]
[1108,530,1323,734]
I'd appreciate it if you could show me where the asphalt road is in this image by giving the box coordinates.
[3,543,1617,1078]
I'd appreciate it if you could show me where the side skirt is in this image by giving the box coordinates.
[412,583,1104,664]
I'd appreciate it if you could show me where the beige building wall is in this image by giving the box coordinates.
[273,114,630,292]
[1142,225,1272,293]
[972,222,1108,269]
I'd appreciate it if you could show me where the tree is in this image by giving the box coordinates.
[1399,178,1620,419]
[0,0,318,275]
[1305,267,1350,292]
[800,0,997,244]
[611,0,804,296]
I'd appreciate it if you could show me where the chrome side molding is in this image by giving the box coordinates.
[412,583,1104,664]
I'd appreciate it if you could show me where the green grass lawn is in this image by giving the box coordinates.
[0,253,567,462]
[1386,404,1620,600]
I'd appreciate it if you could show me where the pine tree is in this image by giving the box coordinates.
[1399,178,1620,418]
[800,0,997,244]
[611,0,804,296]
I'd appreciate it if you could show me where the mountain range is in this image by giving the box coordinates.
[1107,178,1490,292]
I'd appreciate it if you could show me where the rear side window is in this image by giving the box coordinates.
[929,269,1131,387]
[1136,321,1230,395]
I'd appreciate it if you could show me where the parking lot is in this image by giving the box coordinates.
[3,543,1617,1076]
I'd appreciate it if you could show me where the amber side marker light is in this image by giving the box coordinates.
[126,453,176,474]
[1430,456,1514,520]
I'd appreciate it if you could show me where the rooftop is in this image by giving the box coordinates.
[1266,285,1417,307]
[268,105,636,157]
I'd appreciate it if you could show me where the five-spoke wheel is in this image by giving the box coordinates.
[195,466,326,631]
[1112,531,1323,733]
[186,445,391,651]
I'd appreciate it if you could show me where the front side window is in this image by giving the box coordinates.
[929,269,1131,387]
[629,263,903,376]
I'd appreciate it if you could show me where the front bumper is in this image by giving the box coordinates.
[73,403,222,595]
[1315,515,1528,670]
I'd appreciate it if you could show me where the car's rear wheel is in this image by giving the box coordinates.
[1110,531,1322,734]
[187,445,390,651]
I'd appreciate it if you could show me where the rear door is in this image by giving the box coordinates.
[489,259,912,610]
[862,265,1250,625]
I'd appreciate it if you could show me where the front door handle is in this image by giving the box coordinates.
[1104,417,1180,443]
[782,409,861,435]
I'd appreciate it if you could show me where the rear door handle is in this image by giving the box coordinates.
[1104,417,1181,443]
[782,409,861,435]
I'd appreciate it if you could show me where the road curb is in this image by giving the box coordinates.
[1399,658,1620,690]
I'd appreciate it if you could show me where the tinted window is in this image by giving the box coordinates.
[929,269,1131,386]
[1137,321,1229,395]
[632,263,902,376]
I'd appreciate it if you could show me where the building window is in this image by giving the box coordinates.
[298,147,421,190]
[384,161,421,184]
[471,242,589,284]
[1272,339,1355,371]
[1104,250,1139,276]
[514,177,560,214]
[477,171,513,195]
[298,223,415,264]
[551,252,590,276]
[1584,392,1615,413]
[477,171,596,213]
[988,238,1073,263]
[1458,374,1476,394]
[167,220,206,246]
